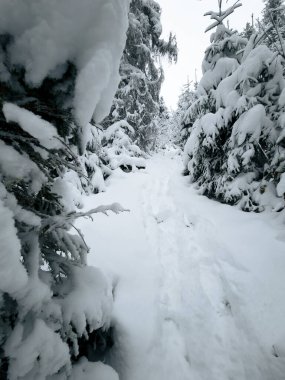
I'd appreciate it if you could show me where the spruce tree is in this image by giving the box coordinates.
[241,21,255,40]
[183,0,285,211]
[183,0,247,197]
[0,1,129,378]
[103,0,178,151]
[260,0,285,54]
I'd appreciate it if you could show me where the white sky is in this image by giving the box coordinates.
[158,0,265,109]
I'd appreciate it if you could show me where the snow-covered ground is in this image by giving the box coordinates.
[77,150,285,380]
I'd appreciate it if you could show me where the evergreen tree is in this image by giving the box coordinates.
[102,120,147,171]
[103,0,178,151]
[183,1,247,190]
[241,21,255,40]
[174,80,197,148]
[183,0,285,211]
[152,98,174,149]
[178,79,196,112]
[0,1,129,378]
[260,0,285,54]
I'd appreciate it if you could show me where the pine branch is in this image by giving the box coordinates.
[69,223,90,253]
[42,203,129,232]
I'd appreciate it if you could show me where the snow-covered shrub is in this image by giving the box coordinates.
[0,0,130,378]
[183,1,285,211]
[102,120,147,172]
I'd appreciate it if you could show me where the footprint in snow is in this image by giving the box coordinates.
[183,213,193,228]
[154,210,172,224]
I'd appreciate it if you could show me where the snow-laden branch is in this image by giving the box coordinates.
[42,203,129,232]
[204,1,242,33]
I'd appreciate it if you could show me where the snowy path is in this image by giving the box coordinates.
[77,152,285,380]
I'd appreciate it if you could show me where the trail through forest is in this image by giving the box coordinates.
[77,151,285,380]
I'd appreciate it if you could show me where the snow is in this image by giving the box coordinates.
[0,0,130,126]
[77,152,285,380]
[0,183,40,227]
[278,88,285,107]
[52,173,83,213]
[71,358,119,380]
[204,2,242,33]
[16,276,53,318]
[5,319,70,380]
[216,45,275,109]
[216,72,239,108]
[104,121,135,141]
[238,45,272,80]
[0,140,47,193]
[230,104,267,146]
[277,114,285,144]
[3,103,62,150]
[0,199,28,295]
[59,266,113,337]
[198,57,239,95]
[277,173,285,196]
[103,120,146,171]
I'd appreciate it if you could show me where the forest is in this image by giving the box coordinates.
[0,0,285,379]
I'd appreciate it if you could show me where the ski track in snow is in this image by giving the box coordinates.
[77,151,285,380]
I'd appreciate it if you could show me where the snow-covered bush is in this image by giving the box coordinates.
[102,120,147,172]
[183,0,285,211]
[0,0,130,378]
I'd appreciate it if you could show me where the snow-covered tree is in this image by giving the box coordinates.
[103,0,178,151]
[151,98,175,149]
[178,79,196,112]
[176,80,198,147]
[241,21,255,39]
[183,0,285,211]
[215,45,285,211]
[0,1,130,379]
[260,0,285,54]
[183,1,247,181]
[102,120,147,171]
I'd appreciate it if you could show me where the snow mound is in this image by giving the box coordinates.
[71,358,119,380]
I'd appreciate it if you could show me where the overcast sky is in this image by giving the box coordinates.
[158,0,265,109]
